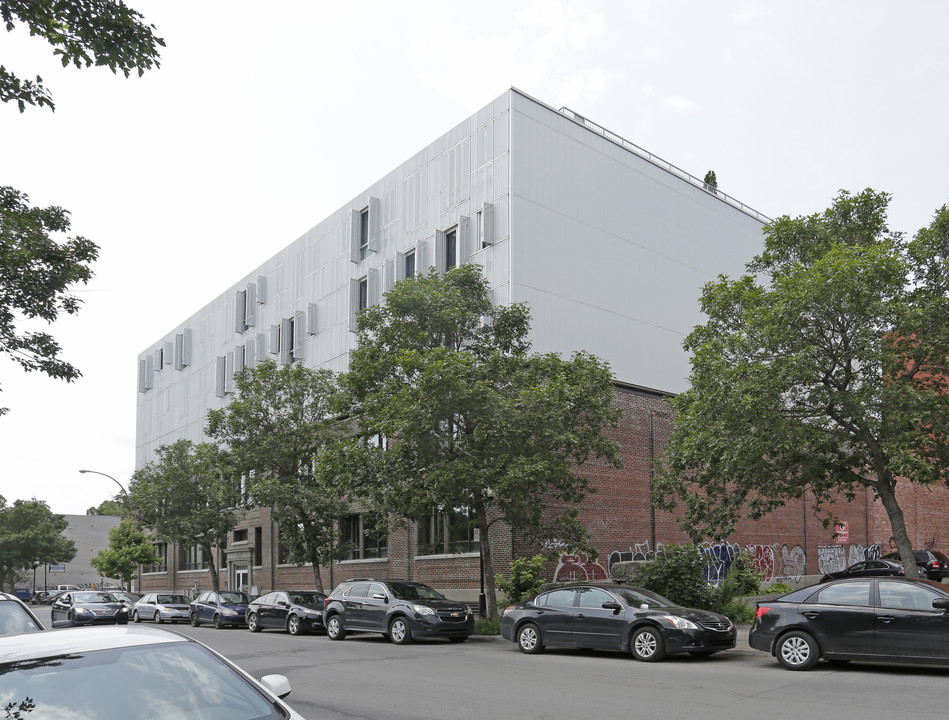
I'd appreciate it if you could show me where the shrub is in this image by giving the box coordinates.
[474,616,501,635]
[633,544,713,609]
[496,554,546,605]
[763,581,793,595]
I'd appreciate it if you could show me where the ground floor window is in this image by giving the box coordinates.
[340,514,388,560]
[417,506,480,556]
[179,543,208,571]
[144,542,167,573]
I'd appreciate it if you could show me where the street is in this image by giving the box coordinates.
[58,612,946,720]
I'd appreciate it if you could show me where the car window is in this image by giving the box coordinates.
[808,581,872,606]
[848,562,867,572]
[219,592,249,604]
[0,602,42,635]
[368,583,388,598]
[143,595,155,603]
[273,593,288,604]
[878,581,944,611]
[536,589,576,607]
[611,587,675,608]
[577,588,614,609]
[196,592,209,603]
[291,592,325,608]
[346,583,369,598]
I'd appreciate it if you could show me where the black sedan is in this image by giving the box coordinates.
[749,576,949,670]
[247,590,327,635]
[818,558,912,583]
[50,591,130,627]
[500,583,736,661]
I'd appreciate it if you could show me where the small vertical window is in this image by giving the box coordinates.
[445,228,457,270]
[359,207,370,260]
[405,250,416,279]
[254,527,263,566]
[358,277,369,312]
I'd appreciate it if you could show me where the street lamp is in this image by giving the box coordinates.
[79,469,128,496]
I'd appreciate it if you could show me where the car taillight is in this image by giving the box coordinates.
[755,606,771,619]
[933,562,941,568]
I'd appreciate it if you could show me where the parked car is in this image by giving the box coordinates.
[500,583,735,661]
[818,558,913,583]
[51,590,130,627]
[881,549,949,581]
[190,590,252,629]
[247,590,327,635]
[0,624,305,719]
[323,578,473,644]
[133,592,192,624]
[111,590,142,610]
[749,576,949,670]
[0,591,46,635]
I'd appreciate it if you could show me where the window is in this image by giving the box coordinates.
[179,544,208,571]
[359,207,370,260]
[358,277,368,312]
[404,250,416,279]
[578,587,615,608]
[810,581,871,607]
[417,506,480,556]
[340,514,388,560]
[445,228,457,269]
[254,526,262,566]
[537,589,576,607]
[878,581,942,611]
[144,543,167,573]
[233,529,248,543]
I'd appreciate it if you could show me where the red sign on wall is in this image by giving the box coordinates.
[836,521,849,543]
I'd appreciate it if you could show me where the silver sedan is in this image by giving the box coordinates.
[132,593,192,624]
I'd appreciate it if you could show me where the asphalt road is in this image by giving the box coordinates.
[36,607,948,719]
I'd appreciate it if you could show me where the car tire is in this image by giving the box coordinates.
[517,623,544,654]
[288,614,304,636]
[776,630,820,670]
[389,616,413,645]
[631,626,666,662]
[326,614,346,641]
[132,610,141,623]
[190,613,200,627]
[213,613,224,629]
[154,610,163,624]
[248,613,261,633]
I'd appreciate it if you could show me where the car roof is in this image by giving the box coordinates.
[0,625,192,664]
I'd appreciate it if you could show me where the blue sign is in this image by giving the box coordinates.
[48,564,66,573]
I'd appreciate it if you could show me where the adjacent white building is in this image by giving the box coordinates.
[136,87,766,467]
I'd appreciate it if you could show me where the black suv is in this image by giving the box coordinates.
[881,550,949,581]
[322,578,474,645]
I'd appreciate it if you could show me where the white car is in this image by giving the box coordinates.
[0,591,45,635]
[0,624,306,719]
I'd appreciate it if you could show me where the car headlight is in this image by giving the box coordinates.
[117,607,129,614]
[74,607,94,615]
[413,604,436,615]
[223,609,239,616]
[660,615,698,630]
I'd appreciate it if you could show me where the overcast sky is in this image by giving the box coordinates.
[2,1,947,516]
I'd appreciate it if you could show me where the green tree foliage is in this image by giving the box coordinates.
[1,0,164,112]
[89,518,160,591]
[495,555,546,605]
[655,190,949,578]
[206,359,349,593]
[0,187,99,414]
[127,440,243,591]
[344,265,621,618]
[0,496,76,592]
[86,498,125,516]
[633,544,713,609]
[0,0,162,414]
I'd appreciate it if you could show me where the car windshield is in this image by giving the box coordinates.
[218,592,250,604]
[290,592,325,608]
[612,587,677,608]
[74,593,117,603]
[388,582,446,600]
[158,595,189,604]
[0,603,42,635]
[0,642,284,720]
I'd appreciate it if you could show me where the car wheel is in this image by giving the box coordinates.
[248,612,261,633]
[154,610,163,624]
[389,616,413,645]
[631,626,666,662]
[517,623,544,654]
[288,614,303,636]
[326,614,346,641]
[213,613,224,629]
[776,631,820,670]
[190,613,200,627]
[132,610,141,623]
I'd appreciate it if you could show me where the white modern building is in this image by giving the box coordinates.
[135,88,769,595]
[137,88,766,465]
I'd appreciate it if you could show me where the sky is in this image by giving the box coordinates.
[1,1,947,516]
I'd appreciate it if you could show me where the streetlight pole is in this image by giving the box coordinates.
[78,469,128,496]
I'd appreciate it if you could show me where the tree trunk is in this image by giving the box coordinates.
[475,498,498,619]
[874,472,919,578]
[310,554,325,593]
[204,541,220,591]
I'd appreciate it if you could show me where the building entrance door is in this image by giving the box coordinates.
[234,565,249,594]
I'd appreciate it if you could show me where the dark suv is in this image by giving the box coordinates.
[323,578,474,645]
[882,550,949,581]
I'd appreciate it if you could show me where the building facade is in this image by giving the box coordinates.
[136,88,938,600]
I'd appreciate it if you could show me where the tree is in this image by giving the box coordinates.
[703,170,718,190]
[127,440,243,591]
[86,497,125,516]
[344,265,621,618]
[89,518,160,591]
[0,496,76,592]
[655,190,949,579]
[206,359,350,593]
[0,0,163,414]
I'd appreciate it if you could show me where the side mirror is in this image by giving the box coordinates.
[932,598,949,611]
[372,593,388,602]
[259,674,292,699]
[602,601,622,613]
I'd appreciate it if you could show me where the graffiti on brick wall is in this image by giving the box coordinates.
[817,544,846,575]
[848,543,882,565]
[606,541,806,584]
[553,553,609,583]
